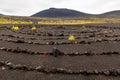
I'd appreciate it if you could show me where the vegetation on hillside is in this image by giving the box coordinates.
[0,16,120,25]
[38,18,120,25]
[0,16,32,24]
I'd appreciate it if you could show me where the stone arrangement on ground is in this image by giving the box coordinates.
[0,24,120,80]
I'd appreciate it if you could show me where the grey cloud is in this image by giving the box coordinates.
[1,9,17,13]
[0,0,120,16]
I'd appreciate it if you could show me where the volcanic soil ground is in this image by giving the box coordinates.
[0,24,120,80]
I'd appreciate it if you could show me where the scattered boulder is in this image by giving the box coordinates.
[0,62,4,66]
[36,66,46,72]
[52,47,61,57]
[47,33,53,36]
[103,70,110,76]
[46,41,54,45]
[0,47,6,50]
[110,69,118,76]
[57,33,64,36]
[16,40,25,43]
[94,70,99,75]
[81,70,89,75]
[56,68,65,73]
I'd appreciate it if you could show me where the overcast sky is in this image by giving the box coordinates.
[0,0,120,16]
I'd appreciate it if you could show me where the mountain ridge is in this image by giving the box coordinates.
[32,8,92,17]
[32,8,120,18]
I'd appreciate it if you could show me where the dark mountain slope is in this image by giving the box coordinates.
[32,8,92,17]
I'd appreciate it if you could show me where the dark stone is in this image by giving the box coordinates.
[94,70,99,75]
[15,64,23,69]
[0,62,4,66]
[81,70,89,75]
[0,47,6,50]
[103,70,110,76]
[6,62,12,66]
[36,66,42,71]
[80,41,86,44]
[22,65,28,71]
[57,33,64,36]
[116,69,120,75]
[48,33,53,36]
[15,64,28,71]
[8,35,14,37]
[13,47,21,53]
[89,35,95,37]
[110,69,118,76]
[66,70,73,74]
[84,51,93,56]
[57,68,65,73]
[52,47,61,57]
[54,42,59,45]
[44,68,52,73]
[47,41,54,45]
[16,40,25,43]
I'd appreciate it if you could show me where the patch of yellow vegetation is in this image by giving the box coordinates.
[11,26,19,30]
[68,35,75,41]
[31,26,37,31]
[0,16,120,25]
[38,18,120,25]
[0,16,32,24]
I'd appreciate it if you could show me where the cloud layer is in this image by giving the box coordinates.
[0,0,120,16]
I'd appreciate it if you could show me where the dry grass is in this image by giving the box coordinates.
[0,16,120,25]
[38,18,120,25]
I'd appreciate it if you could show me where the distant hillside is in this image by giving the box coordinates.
[32,8,120,18]
[99,10,120,17]
[0,14,3,16]
[32,8,92,18]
